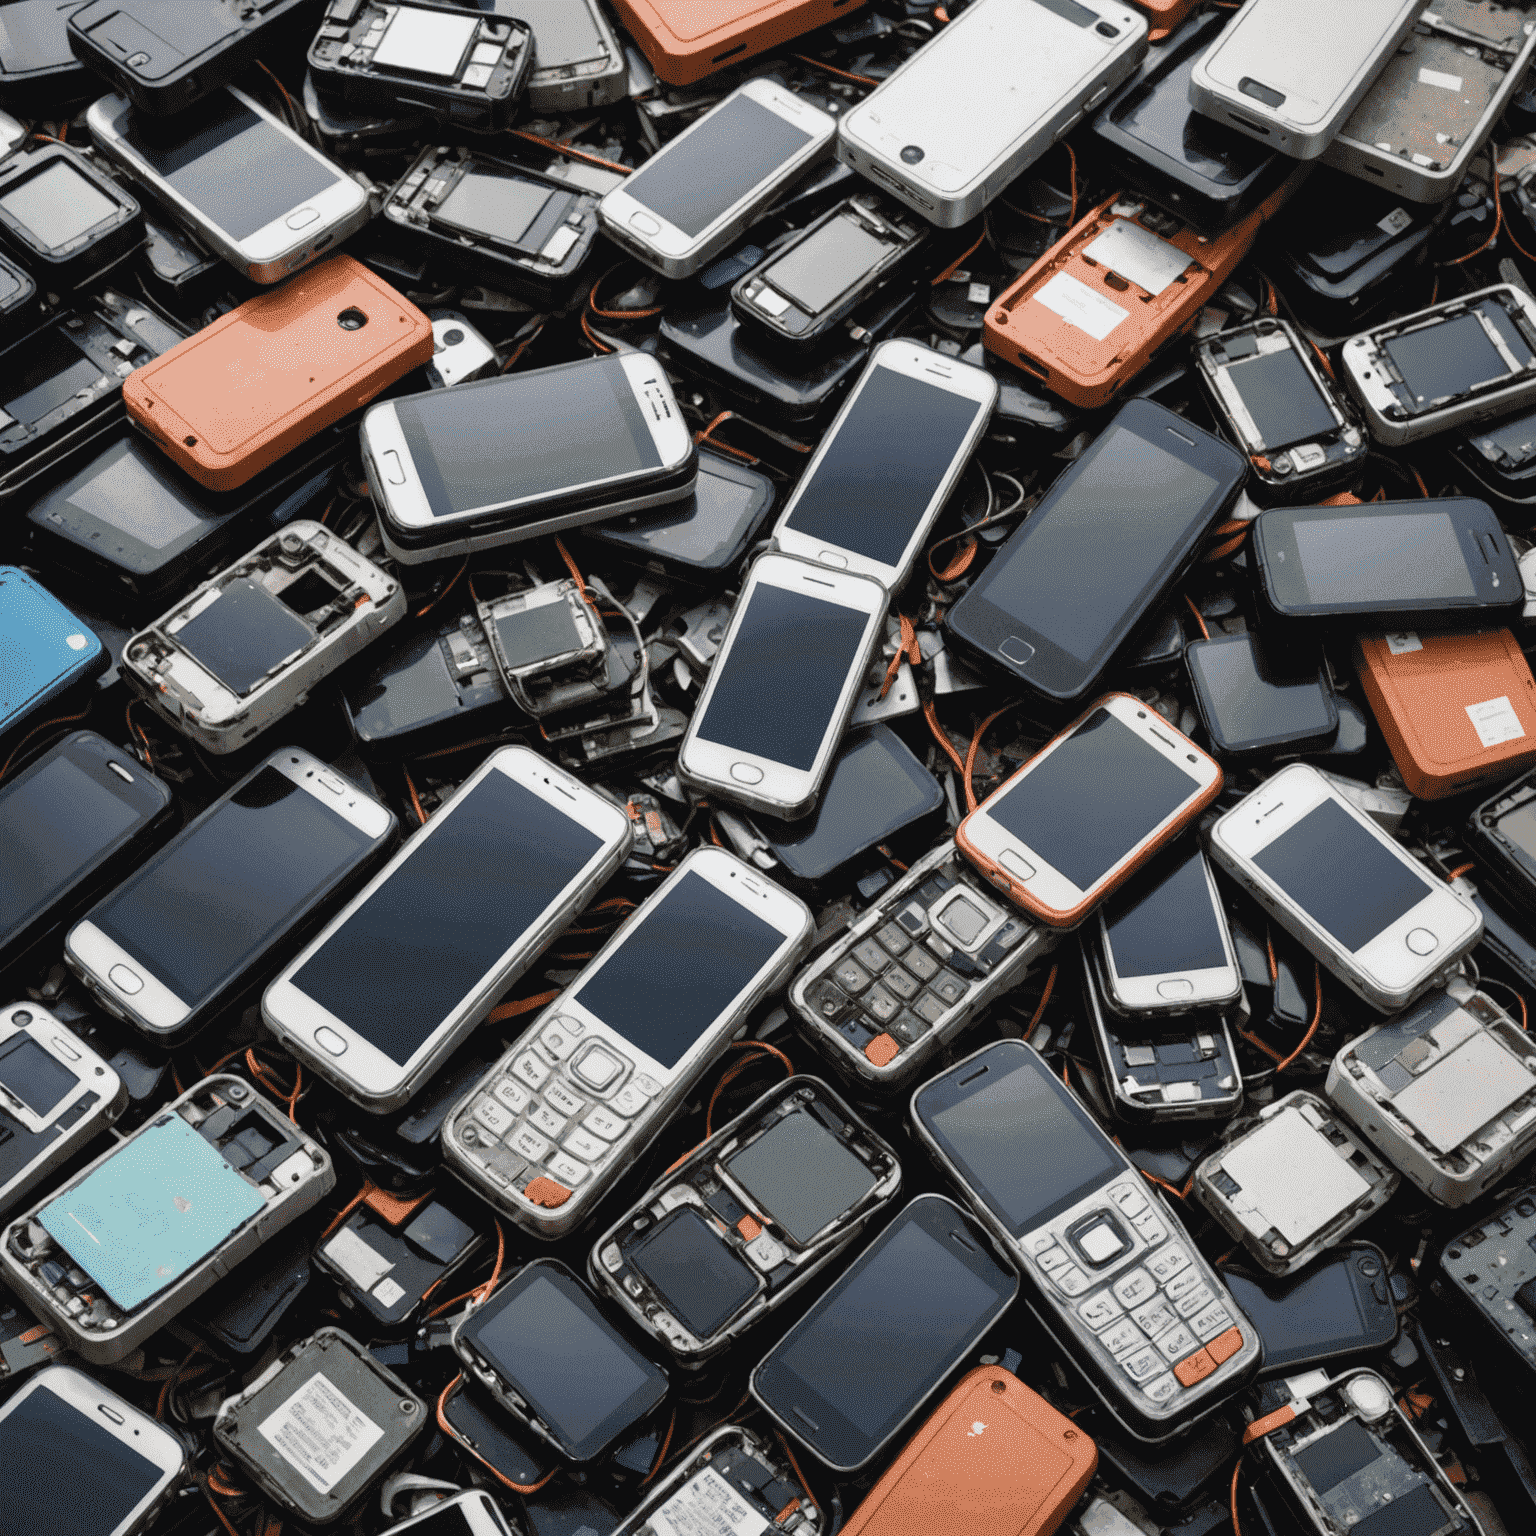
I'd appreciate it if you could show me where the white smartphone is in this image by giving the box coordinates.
[1188,0,1423,160]
[837,0,1147,228]
[86,88,370,284]
[772,341,997,588]
[0,1366,187,1536]
[677,553,888,821]
[957,693,1224,930]
[597,78,836,279]
[382,1491,517,1536]
[1207,762,1483,1013]
[362,353,696,565]
[264,748,633,1113]
[443,847,813,1239]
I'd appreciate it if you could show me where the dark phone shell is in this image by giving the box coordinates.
[440,1374,556,1487]
[1468,770,1536,922]
[0,0,97,114]
[1185,633,1339,759]
[0,144,141,292]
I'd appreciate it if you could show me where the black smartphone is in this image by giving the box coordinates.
[1251,498,1522,629]
[1225,1244,1398,1377]
[749,1193,1018,1471]
[438,1374,556,1490]
[946,399,1246,702]
[1468,768,1536,920]
[0,732,174,973]
[1186,632,1339,758]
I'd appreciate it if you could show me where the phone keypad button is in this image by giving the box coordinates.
[1142,1373,1179,1406]
[611,1082,649,1116]
[547,1151,589,1185]
[864,985,901,1024]
[583,1106,626,1140]
[572,1046,623,1091]
[1121,1346,1162,1382]
[1156,1323,1200,1363]
[473,1097,516,1138]
[563,1128,607,1163]
[1035,1246,1070,1274]
[1165,1269,1207,1304]
[539,1021,579,1060]
[529,1104,567,1140]
[1132,1298,1177,1340]
[746,1231,785,1270]
[634,1076,660,1097]
[1053,1264,1089,1296]
[876,923,912,955]
[833,959,872,994]
[883,967,920,1002]
[1100,1318,1144,1356]
[1131,1208,1168,1245]
[544,1081,586,1119]
[1173,1347,1219,1388]
[1191,1303,1234,1341]
[511,1125,552,1162]
[929,972,968,1006]
[493,1080,530,1115]
[512,1052,551,1091]
[853,940,889,974]
[912,994,947,1026]
[1207,1326,1244,1364]
[1079,1291,1123,1331]
[1114,1268,1158,1309]
[1147,1243,1192,1285]
[903,947,941,983]
[1174,1283,1216,1319]
[1109,1182,1148,1216]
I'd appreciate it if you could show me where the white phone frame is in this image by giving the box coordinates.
[264,747,632,1113]
[597,79,836,280]
[85,88,369,285]
[772,340,997,588]
[0,1367,186,1535]
[382,1490,515,1536]
[0,1002,120,1138]
[67,747,392,1039]
[1208,762,1483,1012]
[678,553,888,821]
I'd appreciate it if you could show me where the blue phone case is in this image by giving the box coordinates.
[0,568,106,736]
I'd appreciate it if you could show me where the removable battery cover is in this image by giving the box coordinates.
[214,1327,426,1524]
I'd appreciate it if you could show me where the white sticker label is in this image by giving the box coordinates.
[1034,272,1127,341]
[650,1469,771,1536]
[323,1226,394,1292]
[257,1373,385,1495]
[1377,207,1413,237]
[1083,219,1193,296]
[372,1276,406,1309]
[1419,67,1464,91]
[967,282,991,306]
[1467,695,1527,748]
[1385,632,1423,655]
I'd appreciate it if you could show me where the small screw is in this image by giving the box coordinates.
[227,1082,248,1101]
[401,1400,416,1414]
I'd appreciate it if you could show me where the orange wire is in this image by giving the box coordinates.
[1446,162,1502,265]
[640,1407,677,1483]
[436,1374,559,1493]
[1230,1459,1243,1536]
[932,230,986,286]
[204,1490,243,1536]
[487,989,560,1024]
[1184,595,1211,641]
[1022,963,1058,1041]
[415,556,468,619]
[588,270,664,321]
[0,703,91,782]
[924,700,968,777]
[964,702,1018,812]
[1273,964,1323,1074]
[554,536,600,614]
[157,1340,202,1418]
[1445,862,1475,882]
[505,128,630,175]
[795,53,877,86]
[404,767,427,826]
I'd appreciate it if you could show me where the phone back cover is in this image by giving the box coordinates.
[39,1114,264,1310]
[1356,628,1536,800]
[0,568,106,733]
[841,1366,1096,1536]
[123,255,433,491]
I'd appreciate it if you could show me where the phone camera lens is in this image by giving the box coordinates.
[10,1011,30,1027]
[443,328,464,346]
[900,144,925,164]
[1096,19,1119,34]
[337,307,368,331]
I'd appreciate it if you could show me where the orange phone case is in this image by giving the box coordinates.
[955,693,1223,928]
[1356,629,1536,800]
[841,1366,1096,1536]
[983,171,1304,408]
[124,255,433,492]
[610,0,868,85]
[1130,0,1200,42]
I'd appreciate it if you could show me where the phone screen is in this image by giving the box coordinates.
[1224,1261,1371,1371]
[509,0,606,63]
[1384,307,1522,407]
[114,91,340,242]
[780,363,985,567]
[0,1035,77,1120]
[765,213,891,314]
[725,1110,879,1245]
[1,329,104,427]
[1188,632,1335,749]
[1286,510,1475,606]
[50,439,210,552]
[983,709,1202,891]
[435,168,570,250]
[1114,39,1260,182]
[1227,348,1337,447]
[0,161,118,250]
[290,771,605,1064]
[629,1205,760,1337]
[1103,843,1228,980]
[394,355,662,519]
[90,766,375,1009]
[1251,797,1434,952]
[0,1382,167,1536]
[622,93,815,238]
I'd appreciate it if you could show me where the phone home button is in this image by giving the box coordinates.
[1406,928,1438,956]
[629,211,662,236]
[107,964,143,996]
[999,636,1035,665]
[999,849,1035,880]
[314,1027,348,1056]
[818,550,848,569]
[381,449,407,485]
[1157,979,1195,1000]
[285,206,320,230]
[730,762,764,785]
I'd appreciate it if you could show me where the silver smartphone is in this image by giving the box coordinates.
[444,847,813,1239]
[67,748,396,1047]
[382,1491,518,1536]
[86,88,370,284]
[1188,0,1423,160]
[518,0,628,111]
[362,353,696,565]
[771,341,996,588]
[1207,762,1482,1013]
[678,554,887,821]
[837,0,1147,228]
[0,1366,187,1536]
[598,79,836,279]
[265,747,633,1113]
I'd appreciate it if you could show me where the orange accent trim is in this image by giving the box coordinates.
[1242,1404,1296,1444]
[1174,1348,1218,1387]
[775,1499,801,1524]
[524,1176,572,1209]
[737,1215,763,1242]
[363,1186,430,1227]
[1207,1326,1244,1365]
[864,1033,899,1067]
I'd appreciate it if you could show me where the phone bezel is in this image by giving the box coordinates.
[383,1490,514,1536]
[0,1002,118,1137]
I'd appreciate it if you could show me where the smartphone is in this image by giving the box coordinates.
[956,694,1221,929]
[841,1366,1097,1536]
[1326,982,1536,1206]
[264,747,632,1113]
[769,342,996,588]
[445,848,811,1237]
[912,1041,1260,1443]
[67,748,395,1046]
[511,0,626,109]
[0,1365,187,1536]
[946,399,1245,701]
[307,2,533,132]
[612,0,863,85]
[837,0,1148,229]
[1188,0,1423,159]
[590,1076,902,1362]
[1252,498,1522,631]
[0,142,140,293]
[1,1074,334,1362]
[0,733,173,972]
[732,193,929,349]
[124,255,433,491]
[598,81,835,280]
[1186,632,1339,760]
[363,353,696,564]
[1356,628,1536,801]
[453,1259,669,1461]
[1467,767,1536,920]
[383,1491,518,1536]
[121,520,407,754]
[0,569,106,744]
[678,554,886,820]
[1440,1185,1536,1374]
[751,1194,1019,1471]
[1194,318,1366,502]
[1340,284,1536,446]
[1209,763,1483,1013]
[791,838,1057,1087]
[1191,1091,1400,1276]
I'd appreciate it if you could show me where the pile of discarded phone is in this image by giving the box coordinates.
[15,0,1536,1533]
